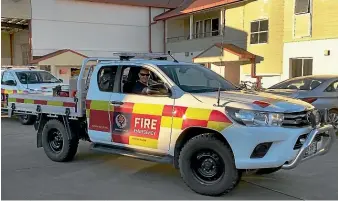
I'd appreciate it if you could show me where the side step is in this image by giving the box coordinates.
[90,143,173,164]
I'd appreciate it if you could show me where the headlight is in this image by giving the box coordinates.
[309,109,321,126]
[226,107,284,127]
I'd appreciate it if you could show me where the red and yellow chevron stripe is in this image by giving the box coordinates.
[7,97,76,107]
[86,99,232,149]
[1,89,26,108]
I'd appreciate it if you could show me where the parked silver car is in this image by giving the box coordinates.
[265,75,338,129]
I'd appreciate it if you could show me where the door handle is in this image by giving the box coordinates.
[111,101,124,105]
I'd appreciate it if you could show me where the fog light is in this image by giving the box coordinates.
[250,142,273,158]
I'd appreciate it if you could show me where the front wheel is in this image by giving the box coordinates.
[178,133,240,196]
[41,119,79,162]
[18,114,36,125]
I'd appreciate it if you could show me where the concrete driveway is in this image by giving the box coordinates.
[1,117,337,200]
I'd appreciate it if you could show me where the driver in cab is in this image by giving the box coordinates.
[132,68,150,94]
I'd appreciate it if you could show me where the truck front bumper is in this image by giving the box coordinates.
[222,123,336,170]
[281,124,336,170]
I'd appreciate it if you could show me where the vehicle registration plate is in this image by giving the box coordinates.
[304,141,318,158]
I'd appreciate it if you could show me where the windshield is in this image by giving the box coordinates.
[269,77,325,90]
[15,71,61,84]
[157,64,238,93]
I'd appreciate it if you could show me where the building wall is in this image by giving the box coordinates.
[1,0,31,19]
[1,33,11,65]
[165,0,285,88]
[282,39,338,81]
[30,0,165,57]
[238,0,285,76]
[150,7,165,53]
[13,30,30,65]
[166,8,247,55]
[281,0,338,84]
[1,31,29,66]
[166,17,187,39]
[284,0,338,43]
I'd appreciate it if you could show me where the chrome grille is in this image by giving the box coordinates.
[282,110,311,127]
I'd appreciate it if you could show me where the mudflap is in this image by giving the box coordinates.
[36,113,47,148]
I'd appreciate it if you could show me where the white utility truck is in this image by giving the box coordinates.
[6,53,336,196]
[1,66,66,125]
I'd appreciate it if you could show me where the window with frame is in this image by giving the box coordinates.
[295,0,310,15]
[1,71,16,86]
[120,66,165,95]
[250,19,268,44]
[290,58,313,78]
[325,80,338,92]
[97,66,118,92]
[195,21,203,38]
[204,18,220,37]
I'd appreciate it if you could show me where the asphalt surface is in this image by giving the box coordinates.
[1,116,338,200]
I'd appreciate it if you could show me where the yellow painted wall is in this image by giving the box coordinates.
[225,2,245,31]
[224,0,285,75]
[1,33,11,65]
[284,0,338,42]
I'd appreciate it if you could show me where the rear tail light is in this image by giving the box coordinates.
[301,97,317,103]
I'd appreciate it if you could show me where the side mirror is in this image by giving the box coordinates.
[145,83,171,96]
[4,80,16,86]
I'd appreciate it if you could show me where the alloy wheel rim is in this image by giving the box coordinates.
[328,111,338,129]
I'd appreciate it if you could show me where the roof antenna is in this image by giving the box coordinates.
[167,51,178,63]
[214,81,222,107]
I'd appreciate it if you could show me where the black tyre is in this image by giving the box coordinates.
[41,119,78,162]
[255,167,281,175]
[18,114,36,125]
[328,109,338,132]
[178,133,240,196]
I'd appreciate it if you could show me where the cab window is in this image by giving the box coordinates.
[157,64,237,93]
[1,71,17,86]
[97,66,118,92]
[120,65,167,95]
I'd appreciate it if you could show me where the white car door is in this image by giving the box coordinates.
[109,64,175,154]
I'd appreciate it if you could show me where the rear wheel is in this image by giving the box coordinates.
[41,119,78,162]
[18,114,36,125]
[178,133,240,196]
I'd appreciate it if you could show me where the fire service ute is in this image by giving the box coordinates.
[6,53,336,196]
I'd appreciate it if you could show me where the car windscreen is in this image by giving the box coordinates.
[157,64,238,93]
[15,71,61,84]
[269,77,325,90]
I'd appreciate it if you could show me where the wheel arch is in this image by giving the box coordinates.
[173,126,234,169]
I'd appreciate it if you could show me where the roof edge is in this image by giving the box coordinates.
[193,43,256,61]
[154,0,247,21]
[72,0,180,9]
[30,49,88,64]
